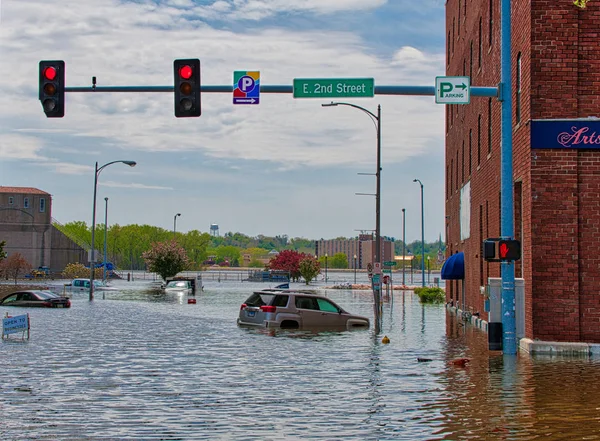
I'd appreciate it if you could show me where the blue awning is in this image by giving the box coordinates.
[441,252,465,280]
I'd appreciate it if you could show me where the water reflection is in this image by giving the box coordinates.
[1,279,599,440]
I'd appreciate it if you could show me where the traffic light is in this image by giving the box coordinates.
[39,60,65,118]
[174,59,201,117]
[498,239,521,261]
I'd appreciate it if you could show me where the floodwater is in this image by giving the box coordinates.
[1,275,599,440]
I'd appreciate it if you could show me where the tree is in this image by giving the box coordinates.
[142,240,190,281]
[269,249,309,282]
[298,256,320,285]
[62,263,102,279]
[2,253,32,285]
[0,240,6,261]
[330,252,348,269]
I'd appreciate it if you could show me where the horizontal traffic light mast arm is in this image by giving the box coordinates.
[65,84,498,97]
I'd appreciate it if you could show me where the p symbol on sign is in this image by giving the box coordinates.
[439,82,453,97]
[238,76,255,93]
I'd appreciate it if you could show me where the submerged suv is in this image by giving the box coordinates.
[237,289,370,330]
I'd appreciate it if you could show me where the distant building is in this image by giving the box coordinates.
[0,186,87,272]
[315,236,394,269]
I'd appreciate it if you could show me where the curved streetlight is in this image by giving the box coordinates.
[413,179,425,287]
[402,208,406,286]
[354,254,357,284]
[325,253,328,283]
[174,213,181,237]
[323,101,382,333]
[90,160,136,301]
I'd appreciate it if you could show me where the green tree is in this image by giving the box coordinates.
[0,240,6,261]
[142,240,190,281]
[330,252,348,269]
[298,256,320,285]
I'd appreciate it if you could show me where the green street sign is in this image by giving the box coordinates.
[293,78,374,98]
[384,261,397,266]
[383,269,392,274]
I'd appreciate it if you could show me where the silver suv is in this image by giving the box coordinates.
[237,289,370,330]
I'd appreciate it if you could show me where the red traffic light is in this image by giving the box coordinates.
[179,65,193,80]
[43,66,57,81]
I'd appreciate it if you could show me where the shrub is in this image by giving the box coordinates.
[414,287,446,304]
[63,263,102,279]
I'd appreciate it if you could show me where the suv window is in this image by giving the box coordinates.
[316,298,341,313]
[272,295,289,307]
[245,292,276,307]
[296,296,318,310]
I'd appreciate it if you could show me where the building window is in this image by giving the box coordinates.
[470,41,473,78]
[489,0,493,47]
[469,129,472,175]
[461,141,465,183]
[488,98,493,154]
[40,198,46,213]
[477,114,482,165]
[451,159,454,193]
[516,52,522,124]
[478,17,482,68]
[8,197,14,205]
[452,19,455,53]
[448,32,451,62]
[24,197,29,209]
[458,0,461,35]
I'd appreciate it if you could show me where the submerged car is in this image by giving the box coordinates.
[0,290,71,308]
[237,289,369,330]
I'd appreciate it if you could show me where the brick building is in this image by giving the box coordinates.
[315,234,394,269]
[445,1,600,342]
[0,187,87,273]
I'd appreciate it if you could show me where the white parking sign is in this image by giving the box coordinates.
[435,76,470,104]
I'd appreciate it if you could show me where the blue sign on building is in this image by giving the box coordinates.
[530,119,600,149]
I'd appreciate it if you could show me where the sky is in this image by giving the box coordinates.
[0,0,447,244]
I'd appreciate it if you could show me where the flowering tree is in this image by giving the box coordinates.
[298,256,321,285]
[269,250,310,282]
[142,240,190,281]
[1,253,32,285]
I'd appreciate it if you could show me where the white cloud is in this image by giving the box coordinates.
[0,0,447,241]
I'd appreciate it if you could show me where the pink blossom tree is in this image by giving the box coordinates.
[142,240,190,281]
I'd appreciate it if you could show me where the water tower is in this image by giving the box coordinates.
[210,224,219,237]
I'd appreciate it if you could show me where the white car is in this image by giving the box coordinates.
[66,278,119,293]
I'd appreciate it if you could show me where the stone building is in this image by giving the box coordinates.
[445,0,600,342]
[0,186,87,273]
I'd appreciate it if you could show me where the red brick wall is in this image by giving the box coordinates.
[446,0,600,342]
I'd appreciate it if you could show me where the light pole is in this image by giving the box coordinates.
[402,208,406,286]
[323,101,382,332]
[103,197,108,284]
[427,256,431,285]
[413,179,425,287]
[325,253,328,283]
[90,160,136,301]
[354,254,357,284]
[173,213,181,238]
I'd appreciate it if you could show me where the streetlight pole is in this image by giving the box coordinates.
[427,256,431,285]
[413,179,425,287]
[402,208,406,286]
[354,254,357,284]
[173,213,181,238]
[90,160,136,301]
[322,102,382,332]
[325,253,328,283]
[103,197,108,284]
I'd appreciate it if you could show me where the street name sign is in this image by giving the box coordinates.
[384,261,397,266]
[233,71,260,105]
[293,78,374,98]
[383,269,392,274]
[435,76,470,104]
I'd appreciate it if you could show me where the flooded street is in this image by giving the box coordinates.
[2,276,600,440]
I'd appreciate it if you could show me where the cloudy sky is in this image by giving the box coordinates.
[0,0,447,243]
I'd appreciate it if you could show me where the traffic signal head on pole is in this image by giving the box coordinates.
[39,60,65,118]
[174,59,201,117]
[498,239,521,261]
